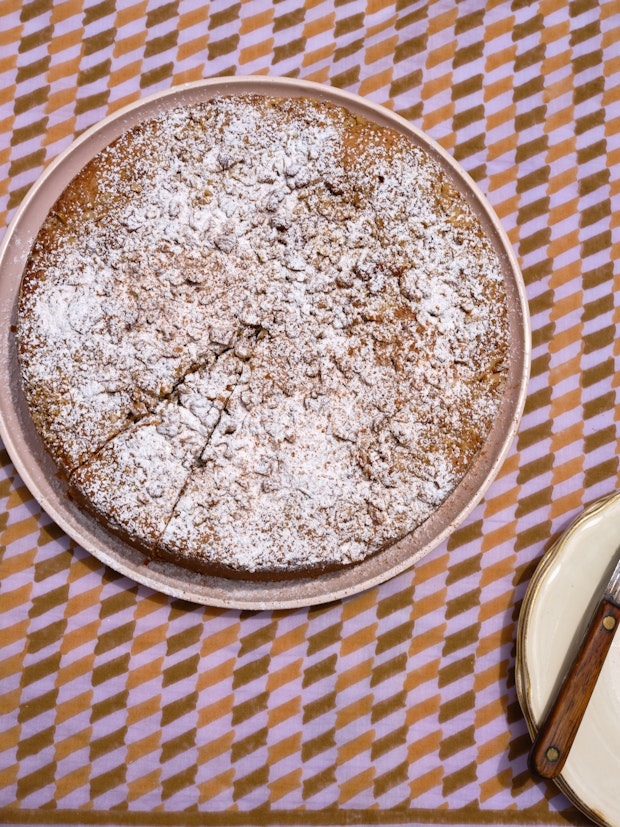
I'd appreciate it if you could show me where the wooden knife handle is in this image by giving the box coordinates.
[528,598,620,779]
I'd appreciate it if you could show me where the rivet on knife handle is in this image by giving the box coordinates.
[528,598,620,779]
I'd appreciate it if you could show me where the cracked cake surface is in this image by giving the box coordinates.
[17,94,509,579]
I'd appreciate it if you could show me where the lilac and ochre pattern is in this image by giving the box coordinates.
[1,1,619,824]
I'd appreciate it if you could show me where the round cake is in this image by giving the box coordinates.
[16,94,509,580]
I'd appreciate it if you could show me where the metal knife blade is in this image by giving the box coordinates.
[528,552,620,779]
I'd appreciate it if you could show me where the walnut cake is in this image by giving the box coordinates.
[16,95,509,580]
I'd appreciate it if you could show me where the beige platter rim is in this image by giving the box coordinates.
[0,76,531,610]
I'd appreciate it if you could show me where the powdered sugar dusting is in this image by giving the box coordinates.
[17,95,509,576]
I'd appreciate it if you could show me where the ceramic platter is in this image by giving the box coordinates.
[517,491,620,827]
[0,76,530,610]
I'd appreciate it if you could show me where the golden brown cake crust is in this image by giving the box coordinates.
[17,95,509,580]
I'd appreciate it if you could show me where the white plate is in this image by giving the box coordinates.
[517,491,620,827]
[0,76,530,610]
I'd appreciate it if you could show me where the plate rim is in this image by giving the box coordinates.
[0,75,531,610]
[516,490,620,827]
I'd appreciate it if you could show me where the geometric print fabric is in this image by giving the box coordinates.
[1,1,620,824]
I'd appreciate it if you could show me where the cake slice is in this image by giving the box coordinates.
[69,351,248,552]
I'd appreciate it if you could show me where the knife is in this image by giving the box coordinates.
[528,553,620,779]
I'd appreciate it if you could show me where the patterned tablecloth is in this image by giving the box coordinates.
[1,1,619,825]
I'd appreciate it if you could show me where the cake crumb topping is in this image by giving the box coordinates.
[17,95,509,577]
